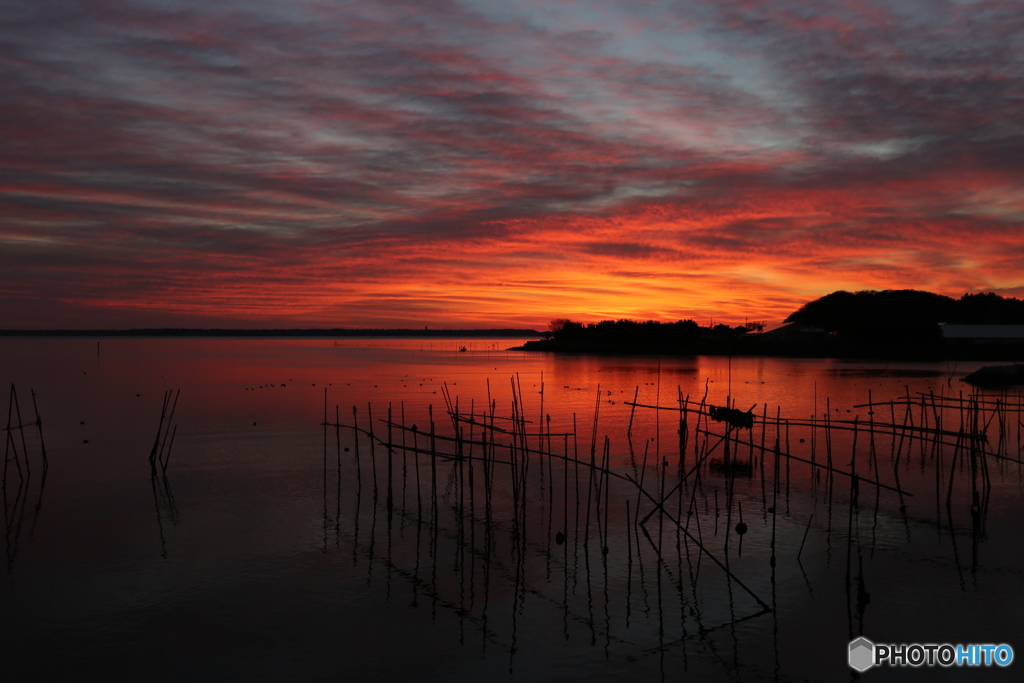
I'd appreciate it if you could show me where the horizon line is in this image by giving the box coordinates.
[0,327,544,337]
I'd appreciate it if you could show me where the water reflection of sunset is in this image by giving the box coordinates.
[4,337,1021,681]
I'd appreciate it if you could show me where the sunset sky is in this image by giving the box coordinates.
[3,0,1022,329]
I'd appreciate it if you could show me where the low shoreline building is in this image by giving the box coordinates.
[939,324,1024,345]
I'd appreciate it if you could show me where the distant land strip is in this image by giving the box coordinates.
[0,328,541,338]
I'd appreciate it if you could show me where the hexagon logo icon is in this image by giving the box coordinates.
[849,637,875,672]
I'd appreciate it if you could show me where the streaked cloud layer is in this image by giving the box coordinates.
[3,0,1022,328]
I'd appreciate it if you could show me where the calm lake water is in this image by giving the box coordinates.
[2,337,1022,681]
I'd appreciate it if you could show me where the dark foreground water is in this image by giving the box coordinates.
[2,338,1023,681]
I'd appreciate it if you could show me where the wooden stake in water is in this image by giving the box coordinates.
[367,403,379,502]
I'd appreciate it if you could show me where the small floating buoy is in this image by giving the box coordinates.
[735,522,748,535]
[555,531,566,545]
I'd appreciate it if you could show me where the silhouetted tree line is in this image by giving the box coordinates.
[548,317,748,343]
[784,290,1024,343]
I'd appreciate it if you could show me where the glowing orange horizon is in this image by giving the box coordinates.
[2,1,1021,329]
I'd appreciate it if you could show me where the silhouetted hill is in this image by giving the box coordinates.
[954,292,1024,324]
[784,290,950,343]
[786,290,951,328]
[785,290,1024,339]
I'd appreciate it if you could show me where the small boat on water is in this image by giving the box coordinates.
[963,364,1024,387]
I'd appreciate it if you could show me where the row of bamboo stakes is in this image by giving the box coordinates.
[3,384,48,573]
[319,376,1023,669]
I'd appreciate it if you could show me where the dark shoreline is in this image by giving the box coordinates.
[510,337,1024,362]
